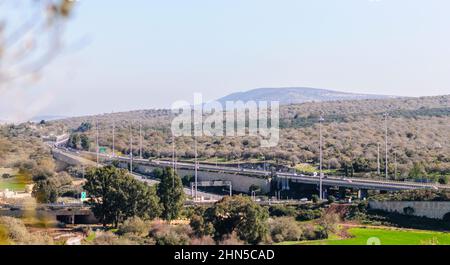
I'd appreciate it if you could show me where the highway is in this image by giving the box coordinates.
[53,147,450,192]
[52,148,223,201]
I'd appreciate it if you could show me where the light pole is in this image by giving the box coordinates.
[96,120,99,167]
[384,113,389,180]
[319,115,325,201]
[172,133,176,188]
[377,142,380,175]
[129,125,133,173]
[194,136,198,201]
[139,122,143,159]
[112,119,115,157]
[394,150,397,180]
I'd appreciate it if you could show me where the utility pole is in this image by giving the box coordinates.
[319,115,325,201]
[139,122,143,159]
[172,134,175,171]
[377,142,380,175]
[96,120,99,167]
[394,151,397,180]
[384,113,389,179]
[172,134,176,188]
[130,125,133,173]
[112,119,115,157]
[194,137,198,201]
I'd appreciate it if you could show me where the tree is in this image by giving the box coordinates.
[190,214,215,238]
[68,133,80,149]
[80,134,91,151]
[409,162,427,180]
[157,167,185,221]
[32,179,59,203]
[84,166,161,227]
[438,176,448,185]
[76,122,93,133]
[203,195,269,244]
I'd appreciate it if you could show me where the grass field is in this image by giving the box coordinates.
[282,227,450,245]
[0,172,31,192]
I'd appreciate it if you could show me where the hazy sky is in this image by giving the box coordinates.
[2,0,450,120]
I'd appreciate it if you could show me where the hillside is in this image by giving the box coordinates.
[217,87,394,105]
[42,95,450,181]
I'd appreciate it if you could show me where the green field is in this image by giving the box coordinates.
[0,173,31,192]
[282,227,450,245]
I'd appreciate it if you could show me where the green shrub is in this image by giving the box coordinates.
[296,209,322,221]
[311,194,320,203]
[118,217,151,236]
[268,205,297,217]
[1,173,12,179]
[149,222,191,245]
[269,217,302,243]
[327,195,336,204]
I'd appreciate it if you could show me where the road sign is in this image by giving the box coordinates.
[99,147,107,153]
[81,192,87,201]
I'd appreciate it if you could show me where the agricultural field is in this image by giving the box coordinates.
[0,168,30,192]
[282,227,450,245]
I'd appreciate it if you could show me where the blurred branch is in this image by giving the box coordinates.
[0,0,76,89]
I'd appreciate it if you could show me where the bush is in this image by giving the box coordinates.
[312,226,328,240]
[190,215,214,238]
[1,173,12,179]
[296,209,322,221]
[151,168,163,179]
[438,176,449,185]
[190,236,216,245]
[149,222,191,245]
[269,217,302,243]
[218,232,245,245]
[318,212,340,234]
[92,231,133,245]
[268,205,297,217]
[0,217,53,245]
[299,223,328,241]
[327,195,336,204]
[118,217,150,237]
[311,194,320,203]
[181,175,194,187]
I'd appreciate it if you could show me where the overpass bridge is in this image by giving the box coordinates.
[0,203,97,224]
[52,149,223,201]
[53,148,450,198]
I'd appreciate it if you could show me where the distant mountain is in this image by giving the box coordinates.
[217,87,395,105]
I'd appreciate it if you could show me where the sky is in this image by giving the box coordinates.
[1,0,450,121]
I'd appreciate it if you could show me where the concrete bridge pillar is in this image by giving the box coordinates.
[358,189,368,200]
[322,188,328,200]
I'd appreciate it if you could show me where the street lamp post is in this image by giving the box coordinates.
[112,119,115,157]
[319,115,325,201]
[384,113,389,180]
[194,136,198,201]
[96,120,99,167]
[130,125,133,174]
[139,122,143,159]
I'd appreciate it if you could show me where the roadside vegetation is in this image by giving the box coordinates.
[45,95,450,183]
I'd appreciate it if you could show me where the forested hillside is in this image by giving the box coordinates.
[45,95,450,181]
